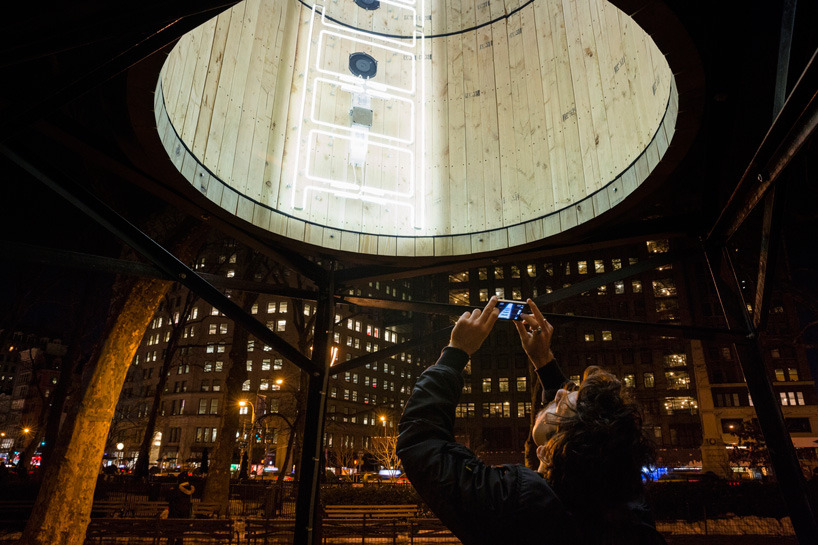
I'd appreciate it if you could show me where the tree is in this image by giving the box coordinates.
[131,287,201,480]
[19,213,205,545]
[727,419,771,477]
[370,434,401,476]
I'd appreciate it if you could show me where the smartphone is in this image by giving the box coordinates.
[496,299,530,320]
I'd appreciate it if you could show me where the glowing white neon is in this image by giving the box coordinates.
[320,2,417,49]
[309,78,415,145]
[290,4,427,230]
[315,30,416,95]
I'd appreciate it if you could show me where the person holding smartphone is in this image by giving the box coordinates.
[397,296,664,545]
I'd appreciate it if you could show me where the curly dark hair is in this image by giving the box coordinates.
[541,367,655,517]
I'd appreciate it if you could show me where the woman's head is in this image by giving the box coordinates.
[536,367,654,512]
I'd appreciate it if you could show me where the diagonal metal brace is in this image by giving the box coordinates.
[2,143,318,375]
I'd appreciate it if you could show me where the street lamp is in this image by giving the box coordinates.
[379,415,386,436]
[116,442,124,468]
[239,400,255,477]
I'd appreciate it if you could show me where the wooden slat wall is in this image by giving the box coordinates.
[158,0,677,257]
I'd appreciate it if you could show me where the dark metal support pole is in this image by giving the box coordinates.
[1,143,317,375]
[704,247,818,544]
[752,0,797,331]
[294,265,335,545]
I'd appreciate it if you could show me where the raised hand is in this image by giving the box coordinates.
[448,296,500,356]
[513,298,555,368]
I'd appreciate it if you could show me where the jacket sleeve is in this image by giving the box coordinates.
[535,360,568,404]
[397,347,568,545]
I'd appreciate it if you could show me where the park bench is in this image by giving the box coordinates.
[85,517,235,544]
[407,517,454,544]
[322,504,418,545]
[0,500,34,529]
[243,517,296,545]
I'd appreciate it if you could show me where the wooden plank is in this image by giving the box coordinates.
[434,236,453,257]
[561,0,600,197]
[525,220,545,244]
[477,22,501,231]
[488,229,508,251]
[451,235,472,255]
[558,206,578,231]
[461,3,484,234]
[520,5,552,215]
[236,194,255,223]
[446,22,467,234]
[576,198,595,224]
[429,25,450,235]
[220,185,240,216]
[303,223,323,247]
[579,0,614,186]
[533,0,570,210]
[592,186,611,217]
[181,19,219,146]
[232,0,270,198]
[607,176,624,206]
[543,213,561,237]
[216,2,257,194]
[492,17,520,227]
[251,203,271,230]
[377,236,398,257]
[415,237,434,256]
[276,3,312,226]
[396,237,415,257]
[359,234,379,255]
[470,234,491,255]
[340,232,360,253]
[507,224,526,247]
[200,3,243,174]
[265,0,300,212]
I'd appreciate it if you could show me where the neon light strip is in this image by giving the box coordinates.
[315,30,416,95]
[303,128,415,198]
[290,4,320,211]
[309,78,415,145]
[320,2,417,49]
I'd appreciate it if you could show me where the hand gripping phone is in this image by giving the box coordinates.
[495,299,530,320]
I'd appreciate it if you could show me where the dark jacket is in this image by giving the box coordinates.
[397,347,665,545]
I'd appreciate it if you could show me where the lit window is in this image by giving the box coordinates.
[478,268,488,280]
[644,373,655,388]
[601,331,612,341]
[775,369,785,381]
[226,270,235,278]
[788,368,799,381]
[594,260,605,273]
[449,271,469,282]
[632,280,642,293]
[516,376,526,391]
[614,281,625,294]
[267,302,276,313]
[277,320,286,331]
[261,359,271,371]
[242,380,251,392]
[482,378,492,393]
[479,289,489,302]
[279,301,288,313]
[665,370,690,390]
[526,264,536,277]
[494,267,504,279]
[584,332,595,342]
[623,374,635,388]
[652,279,677,298]
[612,258,622,270]
[498,378,509,392]
[664,354,686,367]
[646,240,670,253]
[577,261,588,274]
[662,396,698,415]
[511,266,521,278]
[495,287,505,299]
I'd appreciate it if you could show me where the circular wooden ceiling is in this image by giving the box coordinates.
[156,0,678,257]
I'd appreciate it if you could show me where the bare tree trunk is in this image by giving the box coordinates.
[19,276,170,545]
[201,325,248,510]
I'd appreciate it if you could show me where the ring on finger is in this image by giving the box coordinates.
[533,327,543,335]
